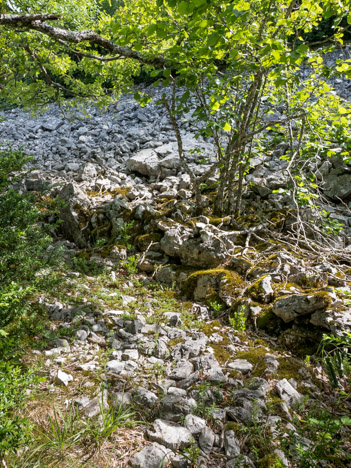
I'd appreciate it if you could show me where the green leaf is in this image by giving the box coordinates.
[148,24,157,35]
[222,122,231,131]
[348,14,351,25]
[207,32,220,47]
[178,1,193,15]
[193,0,206,7]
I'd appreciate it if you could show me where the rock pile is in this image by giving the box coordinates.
[40,290,319,467]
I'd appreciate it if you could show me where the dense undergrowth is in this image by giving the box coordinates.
[0,149,62,456]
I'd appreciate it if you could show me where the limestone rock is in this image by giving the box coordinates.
[147,419,194,450]
[224,430,241,458]
[184,414,207,436]
[323,173,351,200]
[57,183,91,248]
[228,359,253,375]
[310,308,351,336]
[54,370,73,386]
[129,442,173,468]
[275,379,303,407]
[272,292,331,323]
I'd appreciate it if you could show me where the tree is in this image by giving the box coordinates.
[1,0,350,219]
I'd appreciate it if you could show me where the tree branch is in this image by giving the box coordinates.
[0,14,61,26]
[0,14,168,68]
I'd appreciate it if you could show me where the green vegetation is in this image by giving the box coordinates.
[318,331,351,389]
[229,304,247,331]
[0,149,63,455]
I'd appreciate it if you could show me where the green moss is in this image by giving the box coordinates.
[276,355,320,389]
[211,344,232,364]
[200,320,223,335]
[234,347,270,377]
[135,232,162,250]
[256,306,280,332]
[168,337,185,347]
[90,222,111,240]
[255,242,271,252]
[224,422,242,432]
[182,268,246,301]
[208,216,231,226]
[259,453,285,467]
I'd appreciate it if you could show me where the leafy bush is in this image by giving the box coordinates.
[0,149,60,454]
[0,362,40,455]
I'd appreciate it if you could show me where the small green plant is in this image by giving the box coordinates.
[181,441,200,466]
[209,300,222,317]
[318,331,351,389]
[72,256,104,275]
[280,406,351,467]
[122,255,139,276]
[85,401,138,449]
[94,238,108,248]
[36,406,85,454]
[116,220,135,250]
[229,305,246,331]
[321,211,345,236]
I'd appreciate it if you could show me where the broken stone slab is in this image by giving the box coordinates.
[226,397,266,425]
[111,391,132,407]
[272,292,331,323]
[147,419,195,450]
[134,387,159,407]
[168,360,194,380]
[57,183,91,248]
[80,390,109,418]
[310,308,351,336]
[199,426,215,455]
[228,359,253,375]
[54,370,73,387]
[184,414,207,436]
[275,379,303,408]
[163,312,183,327]
[129,442,173,468]
[224,429,241,458]
[322,173,351,200]
[106,360,125,373]
[159,395,197,422]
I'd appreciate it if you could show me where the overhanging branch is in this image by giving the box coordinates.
[0,14,168,68]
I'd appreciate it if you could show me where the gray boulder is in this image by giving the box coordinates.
[275,378,303,407]
[57,183,91,248]
[224,430,241,458]
[129,442,173,468]
[147,419,194,450]
[323,173,351,200]
[310,308,351,336]
[272,292,331,323]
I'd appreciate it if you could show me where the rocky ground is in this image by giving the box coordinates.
[1,75,351,467]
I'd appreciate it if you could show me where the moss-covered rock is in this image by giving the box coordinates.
[247,275,275,304]
[135,232,163,250]
[181,268,246,303]
[256,306,282,333]
[272,291,332,323]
